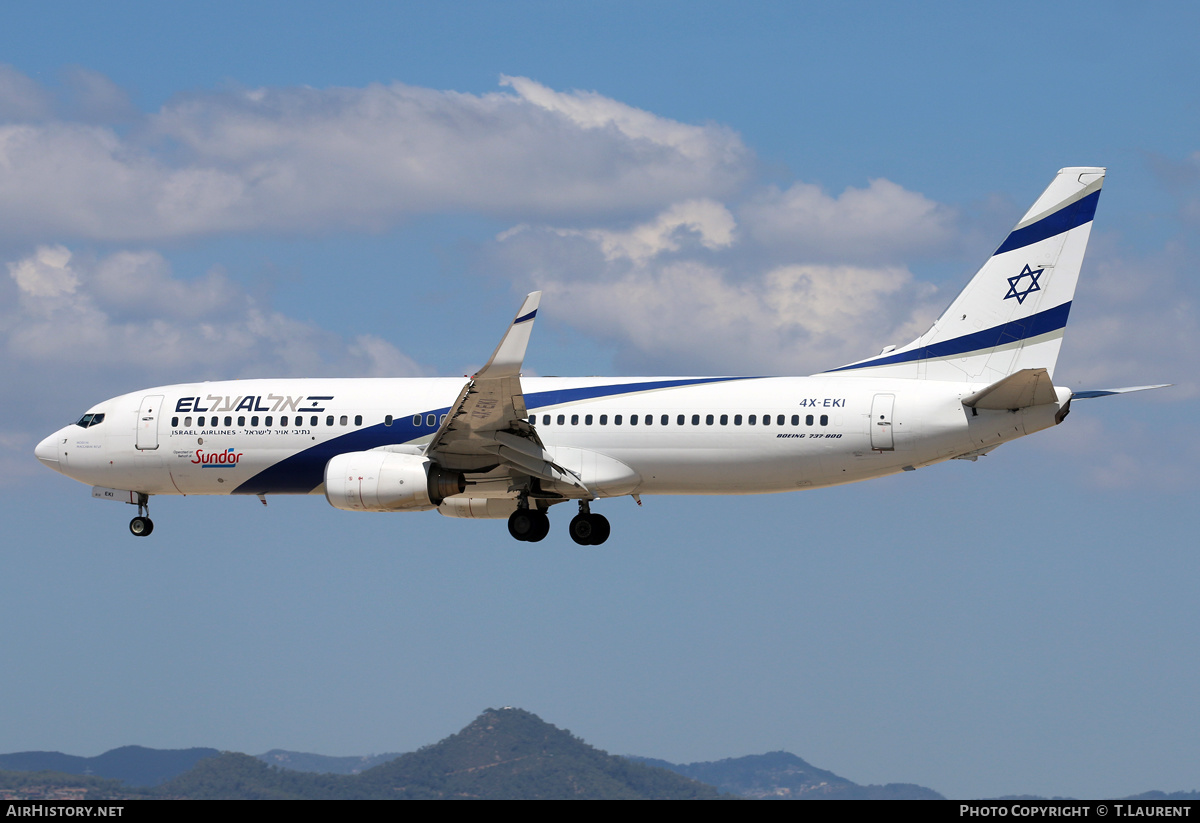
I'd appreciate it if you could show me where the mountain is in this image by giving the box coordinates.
[9,711,1192,799]
[351,707,723,799]
[631,750,943,800]
[157,708,724,799]
[0,745,220,787]
[256,749,403,775]
[156,752,356,799]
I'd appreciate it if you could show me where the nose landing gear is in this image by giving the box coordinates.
[128,493,153,537]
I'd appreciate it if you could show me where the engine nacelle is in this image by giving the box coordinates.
[324,451,464,512]
[437,498,520,519]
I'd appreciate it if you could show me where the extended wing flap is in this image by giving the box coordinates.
[477,442,585,491]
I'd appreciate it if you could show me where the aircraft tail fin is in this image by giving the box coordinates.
[829,167,1105,383]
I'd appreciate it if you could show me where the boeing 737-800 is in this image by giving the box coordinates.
[34,167,1166,544]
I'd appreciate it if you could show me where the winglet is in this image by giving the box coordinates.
[476,291,542,379]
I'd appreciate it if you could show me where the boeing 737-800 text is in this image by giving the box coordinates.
[34,167,1166,544]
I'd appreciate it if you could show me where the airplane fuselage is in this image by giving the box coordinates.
[37,374,1068,506]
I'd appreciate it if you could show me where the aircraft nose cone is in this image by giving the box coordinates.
[35,433,62,472]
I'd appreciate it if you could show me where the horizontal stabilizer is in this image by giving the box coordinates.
[1072,384,1172,399]
[961,368,1057,410]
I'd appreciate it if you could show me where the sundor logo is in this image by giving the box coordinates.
[193,447,243,467]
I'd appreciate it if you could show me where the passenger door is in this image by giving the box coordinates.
[135,395,164,451]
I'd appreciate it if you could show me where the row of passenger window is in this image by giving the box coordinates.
[390,414,447,427]
[397,412,831,428]
[171,410,831,431]
[534,412,830,427]
[172,414,364,429]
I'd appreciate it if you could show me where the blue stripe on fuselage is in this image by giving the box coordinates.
[523,376,744,408]
[232,410,449,495]
[232,376,747,494]
[826,302,1071,373]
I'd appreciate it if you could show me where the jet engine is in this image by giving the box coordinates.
[324,451,464,512]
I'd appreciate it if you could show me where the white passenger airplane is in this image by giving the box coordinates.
[35,167,1166,544]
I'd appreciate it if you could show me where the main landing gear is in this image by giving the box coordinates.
[507,507,551,542]
[506,499,610,545]
[569,502,610,546]
[129,493,153,537]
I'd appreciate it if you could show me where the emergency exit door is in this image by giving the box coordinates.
[870,393,894,451]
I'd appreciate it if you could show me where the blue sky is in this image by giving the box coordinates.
[2,1,1197,799]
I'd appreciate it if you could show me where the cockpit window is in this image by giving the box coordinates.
[89,413,105,427]
[76,413,106,428]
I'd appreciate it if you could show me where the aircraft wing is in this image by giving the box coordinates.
[424,292,588,495]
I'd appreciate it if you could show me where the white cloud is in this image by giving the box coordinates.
[62,66,138,124]
[504,198,736,264]
[0,121,250,239]
[8,244,78,297]
[0,64,53,121]
[3,245,423,380]
[484,176,965,374]
[348,334,426,379]
[741,177,957,263]
[494,197,943,374]
[589,199,737,262]
[499,76,741,165]
[1055,238,1199,397]
[3,243,430,485]
[0,70,752,242]
[529,258,934,375]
